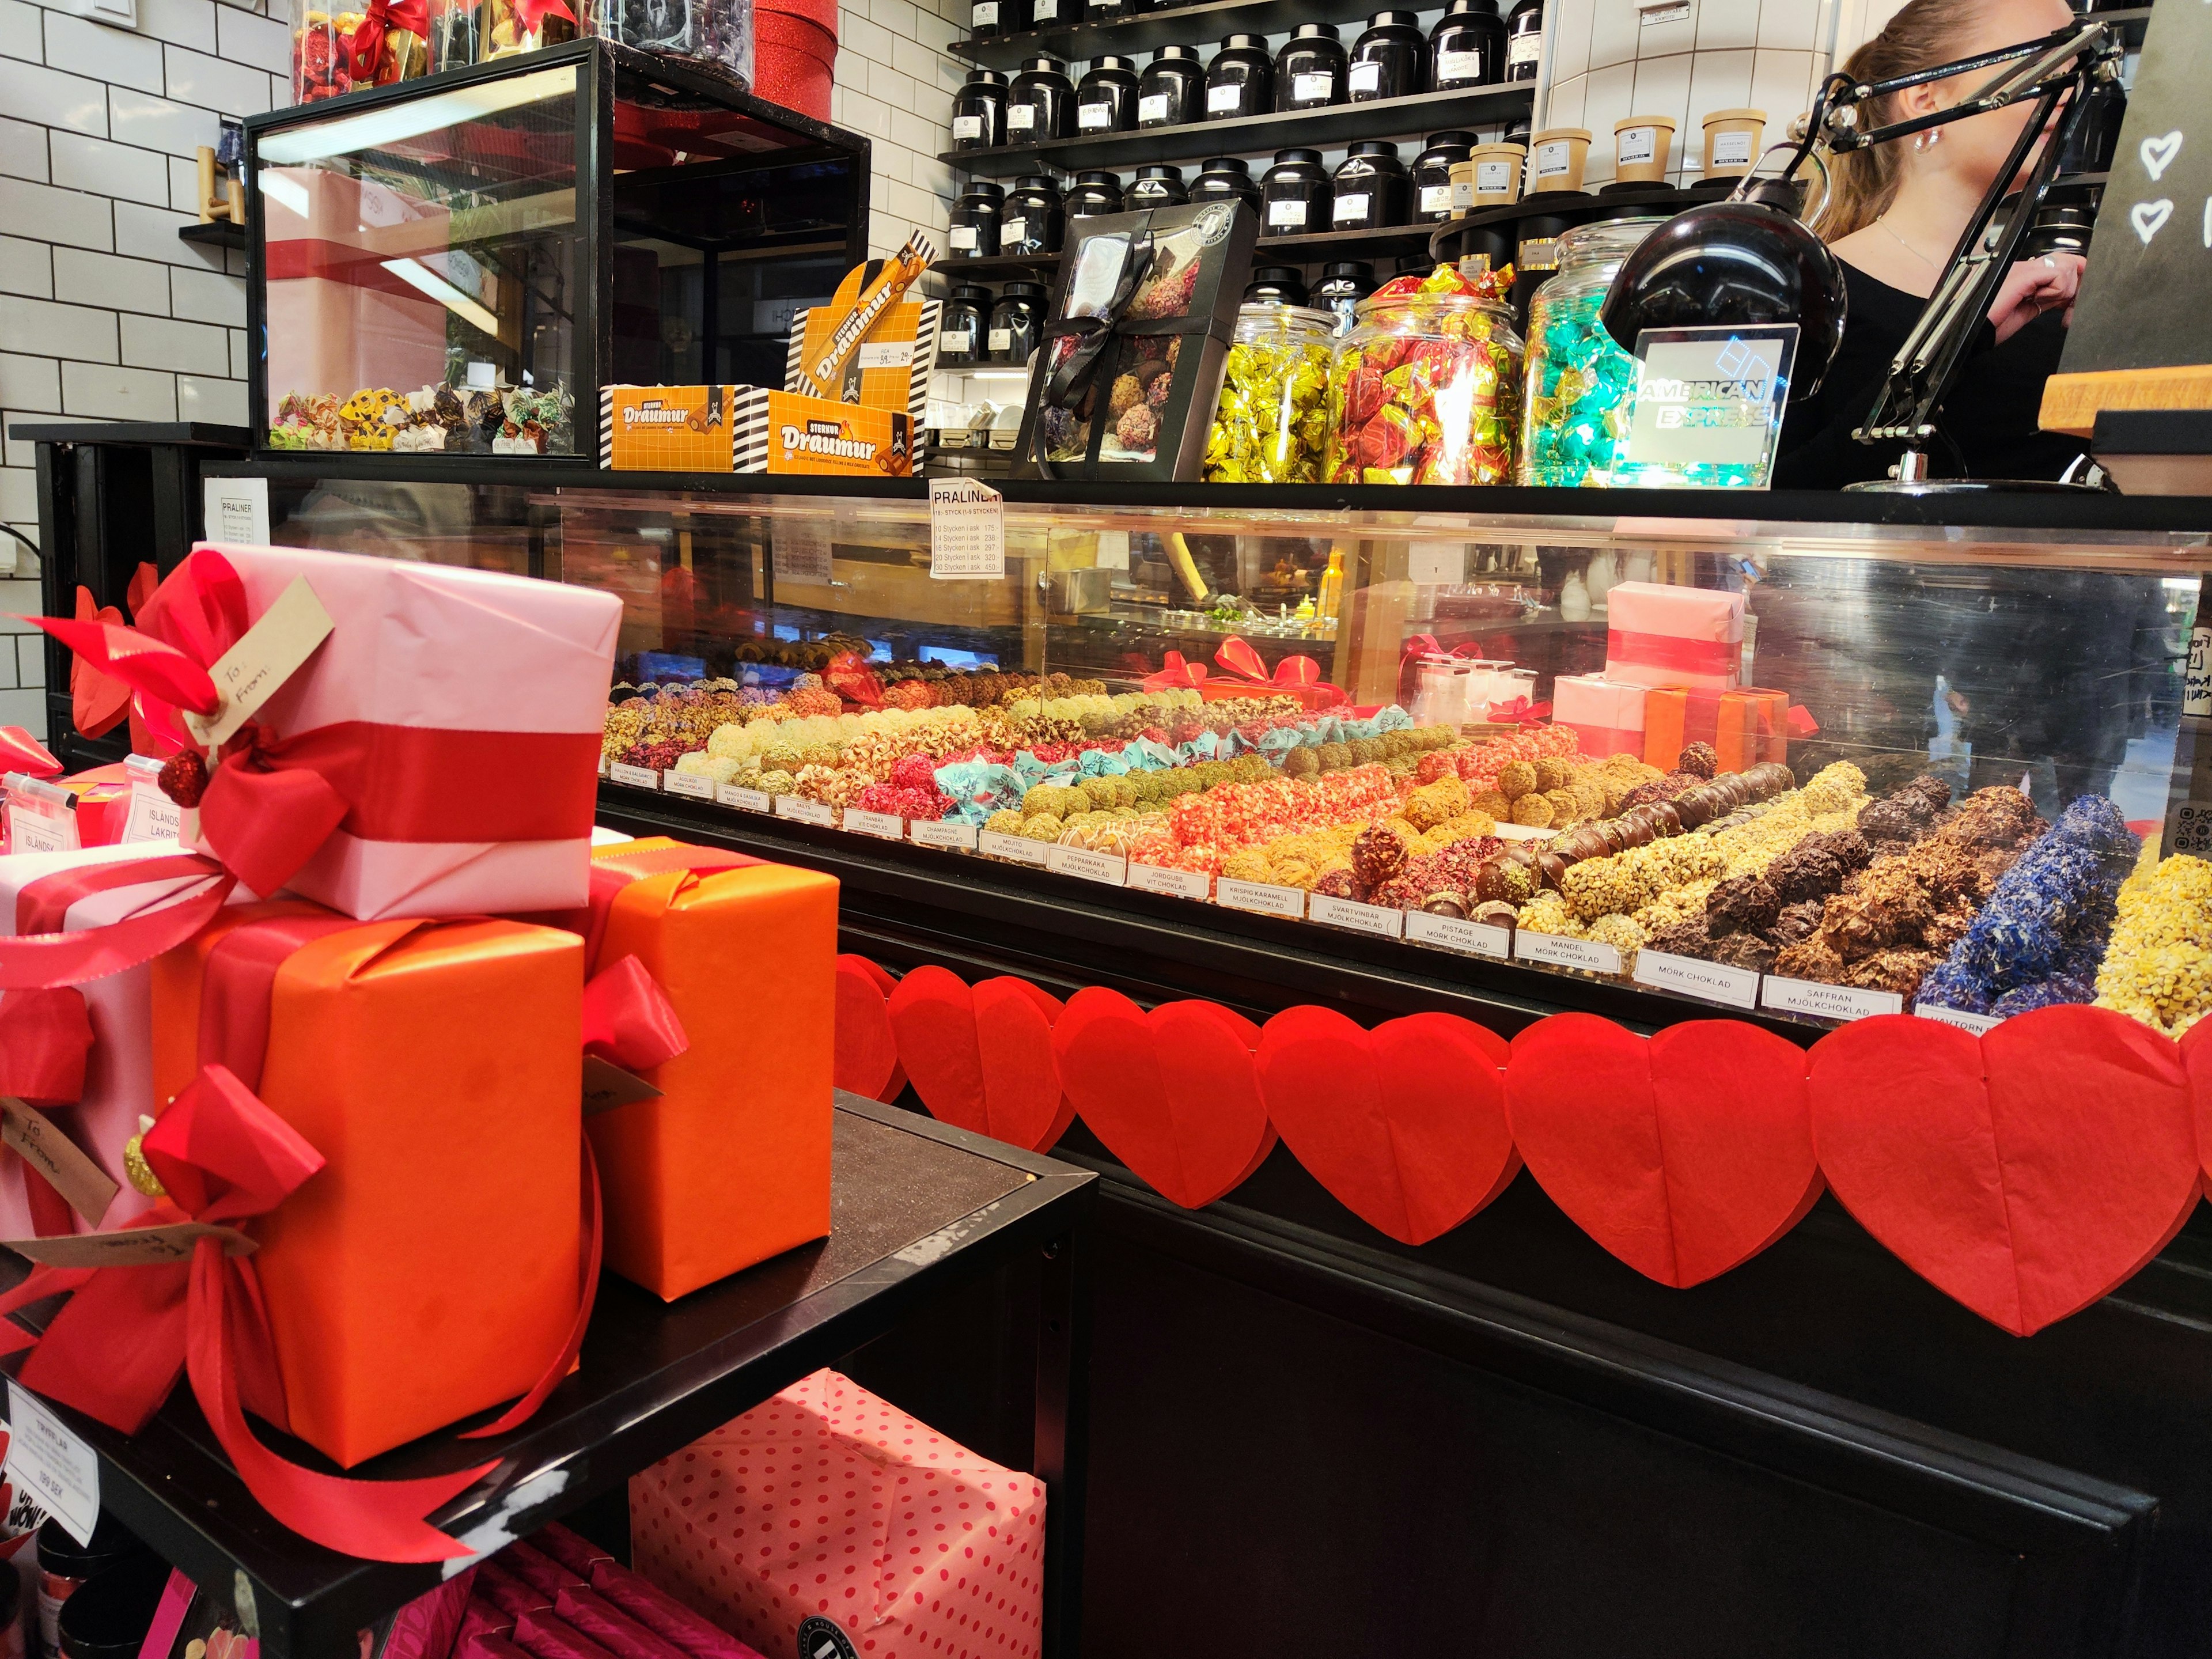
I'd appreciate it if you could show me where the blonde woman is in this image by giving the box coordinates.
[1774,0,2090,487]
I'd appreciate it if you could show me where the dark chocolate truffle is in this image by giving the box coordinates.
[1707,874,1781,937]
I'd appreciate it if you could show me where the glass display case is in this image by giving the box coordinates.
[214,466,2210,1040]
[243,39,868,459]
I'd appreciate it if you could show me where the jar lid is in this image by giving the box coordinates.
[1321,260,1375,280]
[1444,0,1502,12]
[1019,54,1066,73]
[1347,139,1400,159]
[1013,172,1062,191]
[962,180,1006,199]
[963,68,1006,84]
[1137,163,1184,180]
[1422,129,1477,150]
[948,283,995,301]
[1531,127,1592,143]
[1614,113,1676,132]
[1363,8,1420,24]
[1289,21,1339,37]
[1001,280,1048,298]
[1272,146,1323,165]
[1089,54,1136,71]
[1151,43,1200,60]
[1219,32,1267,50]
[1249,265,1307,286]
[1075,169,1120,185]
[1702,107,1767,124]
[1237,302,1336,331]
[1200,155,1251,175]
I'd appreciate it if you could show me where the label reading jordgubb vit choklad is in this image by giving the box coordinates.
[1127,863,1213,901]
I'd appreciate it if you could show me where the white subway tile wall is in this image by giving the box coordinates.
[0,0,962,732]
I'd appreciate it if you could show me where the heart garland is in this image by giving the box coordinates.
[832,956,2210,1332]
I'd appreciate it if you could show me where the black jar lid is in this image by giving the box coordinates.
[948,283,995,301]
[1289,21,1339,38]
[1424,129,1478,149]
[961,179,1006,200]
[1001,279,1050,299]
[1012,172,1062,192]
[1137,162,1185,180]
[1018,54,1067,73]
[1443,0,1502,12]
[1347,139,1400,160]
[1321,259,1376,281]
[1075,168,1120,185]
[1089,54,1137,71]
[1150,43,1201,60]
[1200,155,1251,175]
[1272,146,1323,166]
[1364,9,1420,26]
[1219,32,1267,50]
[1248,264,1308,287]
[963,67,1007,85]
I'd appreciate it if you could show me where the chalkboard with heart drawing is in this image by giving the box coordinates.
[2041,3,2212,435]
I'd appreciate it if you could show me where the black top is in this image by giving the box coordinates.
[1774,263,2087,488]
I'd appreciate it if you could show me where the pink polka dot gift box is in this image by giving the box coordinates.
[628,1370,1047,1659]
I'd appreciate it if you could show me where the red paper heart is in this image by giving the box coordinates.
[2182,1018,2212,1200]
[834,955,904,1103]
[1505,1013,1819,1286]
[1810,1006,2199,1335]
[885,967,1069,1150]
[1054,988,1275,1209]
[1256,1007,1516,1245]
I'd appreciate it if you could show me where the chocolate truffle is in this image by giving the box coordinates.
[1707,874,1781,938]
[1646,801,1684,837]
[1672,790,1714,830]
[1711,932,1777,974]
[1471,900,1518,931]
[1536,851,1569,891]
[1676,741,1718,779]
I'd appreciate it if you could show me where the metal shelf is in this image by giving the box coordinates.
[178,220,245,249]
[942,82,1535,176]
[934,219,1461,283]
[954,0,1539,69]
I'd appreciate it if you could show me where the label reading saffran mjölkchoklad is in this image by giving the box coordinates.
[1761,976,1902,1022]
[1633,949,1759,1010]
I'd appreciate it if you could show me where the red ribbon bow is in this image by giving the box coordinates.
[0,987,98,1237]
[513,0,578,33]
[1485,695,1552,726]
[1141,650,1209,694]
[1210,637,1344,705]
[349,0,429,79]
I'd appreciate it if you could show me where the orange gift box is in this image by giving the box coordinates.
[588,839,838,1300]
[1642,686,1790,774]
[151,902,585,1469]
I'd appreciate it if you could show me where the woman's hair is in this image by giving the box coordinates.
[1817,0,1988,240]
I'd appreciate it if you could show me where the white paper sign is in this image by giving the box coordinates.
[1915,1002,2001,1035]
[979,828,1051,865]
[608,763,660,790]
[717,784,771,813]
[6,1381,98,1547]
[1634,949,1759,1010]
[911,819,979,851]
[1309,894,1404,938]
[1407,542,1467,585]
[120,784,182,845]
[5,801,77,855]
[1047,844,1127,886]
[774,796,836,826]
[1403,909,1510,958]
[202,474,270,546]
[662,770,715,800]
[843,807,905,839]
[1762,976,1903,1022]
[1215,877,1304,919]
[1514,930,1623,975]
[929,477,1005,579]
[1127,862,1212,901]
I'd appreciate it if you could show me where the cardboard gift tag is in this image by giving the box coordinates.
[183,577,335,748]
[0,1099,118,1225]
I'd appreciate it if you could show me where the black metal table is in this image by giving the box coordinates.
[1,1096,1096,1659]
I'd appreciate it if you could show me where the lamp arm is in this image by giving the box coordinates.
[1823,21,2108,151]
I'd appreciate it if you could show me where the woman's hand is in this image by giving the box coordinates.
[1986,251,2085,343]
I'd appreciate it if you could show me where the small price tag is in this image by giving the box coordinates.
[979,828,1051,866]
[1046,844,1126,886]
[6,801,78,855]
[662,770,715,800]
[910,819,979,851]
[929,477,1005,579]
[779,518,835,585]
[581,1055,662,1116]
[6,1381,99,1547]
[717,784,771,813]
[774,796,836,827]
[1215,878,1304,919]
[1761,976,1903,1022]
[0,1101,116,1225]
[120,785,182,844]
[1403,909,1510,959]
[609,763,660,790]
[843,808,906,840]
[1514,931,1623,975]
[1633,949,1759,1010]
[1915,1002,2002,1035]
[184,577,335,749]
[1127,863,1212,901]
[202,474,270,545]
[1309,894,1404,938]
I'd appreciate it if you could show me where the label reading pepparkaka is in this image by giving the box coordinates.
[717,784,772,813]
[910,819,979,851]
[1127,862,1213,901]
[1762,976,1902,1022]
[609,763,660,790]
[1915,1002,2002,1035]
[979,828,1051,865]
[662,770,715,800]
[843,807,905,840]
[1046,844,1127,886]
[1309,894,1404,938]
[1215,877,1305,919]
[928,476,1006,579]
[1514,930,1623,975]
[6,1382,97,1547]
[1634,949,1759,1009]
[774,796,836,827]
[1404,909,1510,958]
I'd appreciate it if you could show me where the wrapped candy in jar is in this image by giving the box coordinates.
[1204,302,1336,484]
[1324,262,1521,486]
[292,6,361,100]
[1518,217,1662,487]
[480,0,577,58]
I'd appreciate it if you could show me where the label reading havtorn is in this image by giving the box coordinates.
[184,577,336,749]
[1915,1002,2001,1035]
[1127,863,1212,901]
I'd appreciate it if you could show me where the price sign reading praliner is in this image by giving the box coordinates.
[928,478,1005,579]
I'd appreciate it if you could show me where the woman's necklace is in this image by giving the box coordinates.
[1875,216,1942,275]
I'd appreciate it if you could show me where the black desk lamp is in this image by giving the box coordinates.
[1599,18,2125,492]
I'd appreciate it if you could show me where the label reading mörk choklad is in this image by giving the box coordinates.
[1633,949,1759,1010]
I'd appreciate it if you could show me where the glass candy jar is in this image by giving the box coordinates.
[1325,264,1522,486]
[293,6,361,101]
[481,0,577,58]
[1518,217,1660,486]
[1204,304,1335,484]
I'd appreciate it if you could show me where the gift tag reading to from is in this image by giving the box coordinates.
[201,475,270,546]
[6,1381,99,1547]
[928,478,1005,579]
[184,577,335,748]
